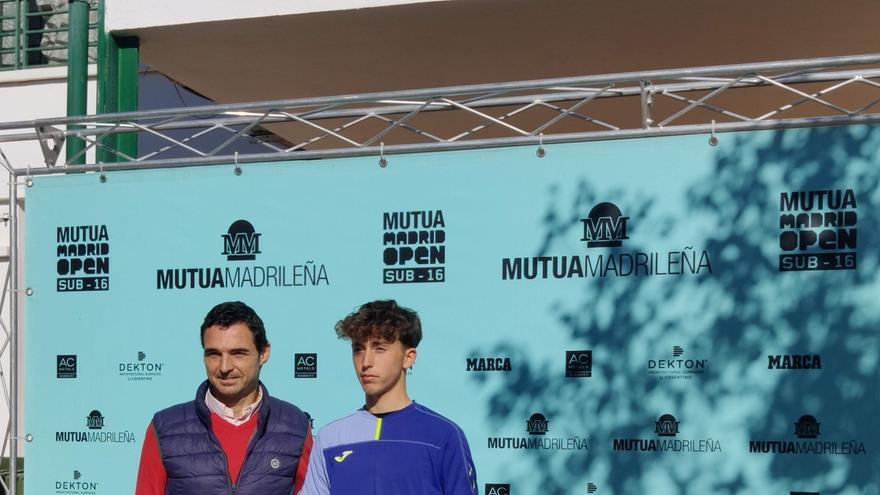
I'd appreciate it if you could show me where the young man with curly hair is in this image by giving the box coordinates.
[300,299,478,495]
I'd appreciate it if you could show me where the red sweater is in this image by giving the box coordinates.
[135,411,312,494]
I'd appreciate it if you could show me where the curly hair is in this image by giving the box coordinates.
[335,300,422,348]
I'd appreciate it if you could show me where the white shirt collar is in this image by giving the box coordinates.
[205,385,263,426]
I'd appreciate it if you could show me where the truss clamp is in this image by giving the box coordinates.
[35,125,66,167]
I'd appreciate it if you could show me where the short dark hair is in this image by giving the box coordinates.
[335,299,422,348]
[200,301,269,352]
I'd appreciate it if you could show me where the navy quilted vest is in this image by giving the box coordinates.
[152,381,309,495]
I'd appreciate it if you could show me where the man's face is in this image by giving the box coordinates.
[203,323,269,407]
[352,336,416,400]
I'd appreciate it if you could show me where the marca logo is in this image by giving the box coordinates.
[795,415,820,439]
[581,202,629,248]
[655,414,679,437]
[295,353,318,378]
[768,355,821,369]
[222,220,261,261]
[466,357,511,372]
[565,350,592,378]
[586,483,598,494]
[526,413,549,435]
[485,483,510,495]
[57,354,77,378]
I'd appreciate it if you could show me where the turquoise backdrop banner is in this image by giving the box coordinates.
[25,126,879,495]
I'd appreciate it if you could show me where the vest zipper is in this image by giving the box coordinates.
[231,419,262,494]
[207,425,237,495]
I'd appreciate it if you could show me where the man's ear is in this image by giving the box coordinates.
[404,347,417,369]
[260,343,271,366]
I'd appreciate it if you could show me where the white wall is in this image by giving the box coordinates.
[105,0,450,32]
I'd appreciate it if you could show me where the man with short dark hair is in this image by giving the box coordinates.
[300,299,478,495]
[135,301,312,495]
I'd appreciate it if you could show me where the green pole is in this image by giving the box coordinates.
[115,36,139,159]
[66,0,90,164]
[96,0,116,163]
[97,0,139,162]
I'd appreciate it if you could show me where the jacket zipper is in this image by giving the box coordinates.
[208,425,257,495]
[230,420,262,494]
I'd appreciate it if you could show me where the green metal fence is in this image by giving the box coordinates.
[0,0,97,71]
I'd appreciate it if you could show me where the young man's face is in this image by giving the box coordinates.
[203,322,270,408]
[352,336,416,400]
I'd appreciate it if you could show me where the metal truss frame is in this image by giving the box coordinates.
[0,53,879,175]
[0,146,20,495]
[1,52,880,494]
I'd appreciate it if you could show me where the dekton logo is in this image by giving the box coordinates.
[647,346,706,380]
[118,351,164,382]
[55,470,98,495]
